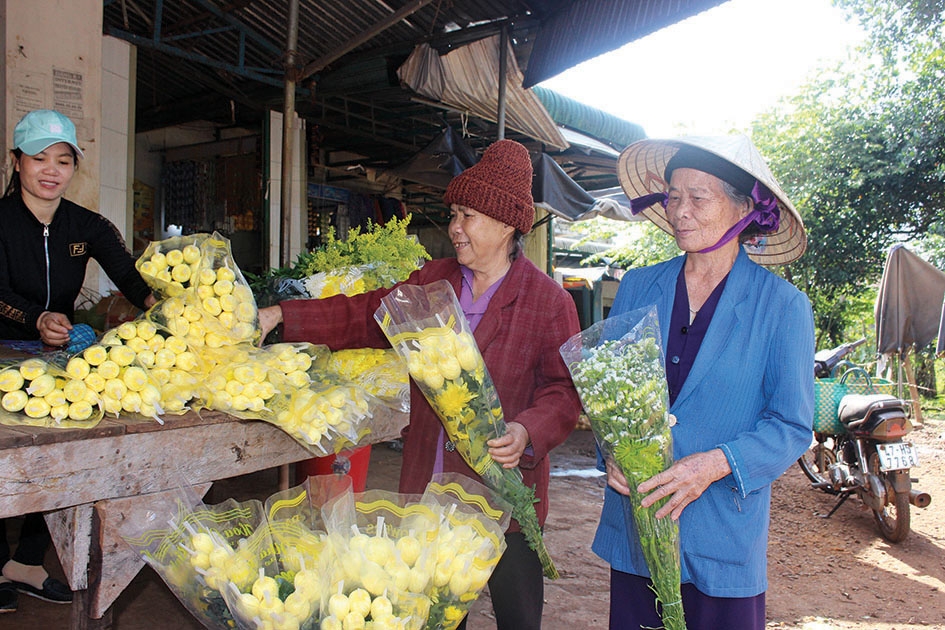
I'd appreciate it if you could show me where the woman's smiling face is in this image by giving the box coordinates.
[448,204,515,271]
[665,168,749,253]
[15,142,77,206]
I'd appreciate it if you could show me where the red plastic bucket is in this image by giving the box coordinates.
[294,445,372,491]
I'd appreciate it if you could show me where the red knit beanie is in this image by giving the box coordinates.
[443,139,535,234]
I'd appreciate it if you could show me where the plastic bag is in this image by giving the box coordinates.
[0,356,104,428]
[120,484,267,630]
[325,348,410,414]
[139,232,260,347]
[374,280,558,579]
[559,305,684,630]
[320,473,510,630]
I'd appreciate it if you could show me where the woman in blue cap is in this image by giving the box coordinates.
[0,109,156,612]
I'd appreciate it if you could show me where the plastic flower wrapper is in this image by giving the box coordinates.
[371,283,553,576]
[303,265,369,298]
[195,341,376,455]
[220,520,331,630]
[0,357,104,428]
[93,318,194,420]
[137,233,208,299]
[373,279,558,579]
[325,348,410,414]
[191,233,260,346]
[320,473,509,630]
[559,305,685,630]
[120,483,266,630]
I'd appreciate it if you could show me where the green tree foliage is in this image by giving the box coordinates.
[567,218,678,270]
[751,0,945,343]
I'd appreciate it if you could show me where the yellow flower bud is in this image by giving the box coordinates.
[0,369,25,393]
[18,358,48,381]
[182,244,201,264]
[164,249,184,267]
[1,390,28,412]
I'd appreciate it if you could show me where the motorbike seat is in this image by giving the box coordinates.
[837,393,907,429]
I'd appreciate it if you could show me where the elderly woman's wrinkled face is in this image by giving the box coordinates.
[665,168,750,254]
[449,204,515,271]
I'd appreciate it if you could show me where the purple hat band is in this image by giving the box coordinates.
[629,181,780,254]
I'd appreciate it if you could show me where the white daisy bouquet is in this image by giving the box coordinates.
[559,305,686,630]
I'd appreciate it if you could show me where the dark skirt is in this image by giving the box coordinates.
[609,569,766,630]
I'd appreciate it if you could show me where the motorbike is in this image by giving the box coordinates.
[797,339,931,542]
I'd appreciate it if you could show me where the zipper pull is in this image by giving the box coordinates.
[44,224,49,237]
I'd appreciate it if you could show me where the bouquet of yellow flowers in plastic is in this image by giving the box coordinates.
[560,306,685,630]
[374,280,558,579]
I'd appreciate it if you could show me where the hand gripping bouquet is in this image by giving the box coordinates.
[559,305,686,630]
[374,280,558,579]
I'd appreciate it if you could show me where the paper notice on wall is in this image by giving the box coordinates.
[53,67,84,120]
[14,73,46,117]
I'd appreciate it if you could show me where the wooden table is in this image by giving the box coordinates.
[0,409,313,629]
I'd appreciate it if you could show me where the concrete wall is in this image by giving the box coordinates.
[2,0,105,211]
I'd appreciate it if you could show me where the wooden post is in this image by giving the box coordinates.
[902,352,924,424]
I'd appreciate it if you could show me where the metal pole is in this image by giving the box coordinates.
[496,25,508,140]
[278,0,300,492]
[280,0,300,268]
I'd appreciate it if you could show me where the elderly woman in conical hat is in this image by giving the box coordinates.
[595,135,815,630]
[259,139,582,630]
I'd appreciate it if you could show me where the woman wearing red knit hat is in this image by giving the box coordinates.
[259,139,582,629]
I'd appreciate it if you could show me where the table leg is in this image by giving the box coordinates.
[70,590,113,630]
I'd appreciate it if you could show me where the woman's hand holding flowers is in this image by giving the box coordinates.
[605,458,632,496]
[257,305,283,340]
[487,421,529,468]
[638,448,731,520]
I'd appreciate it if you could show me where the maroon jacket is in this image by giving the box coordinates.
[280,255,582,529]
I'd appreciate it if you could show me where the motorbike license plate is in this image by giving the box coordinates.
[876,442,919,471]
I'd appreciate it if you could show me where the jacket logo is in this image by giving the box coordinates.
[70,242,87,256]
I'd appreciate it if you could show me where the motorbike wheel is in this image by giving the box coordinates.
[797,437,837,487]
[867,448,911,543]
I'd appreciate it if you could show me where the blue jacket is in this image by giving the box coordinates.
[592,249,814,597]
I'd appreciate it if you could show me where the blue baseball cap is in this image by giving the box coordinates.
[13,109,84,158]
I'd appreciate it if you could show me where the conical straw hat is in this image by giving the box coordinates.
[616,134,807,265]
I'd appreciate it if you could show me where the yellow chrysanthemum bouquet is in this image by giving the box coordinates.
[374,280,559,579]
[123,474,509,630]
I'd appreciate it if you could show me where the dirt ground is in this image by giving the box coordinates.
[2,415,943,629]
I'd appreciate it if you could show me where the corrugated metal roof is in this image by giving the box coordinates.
[97,0,723,207]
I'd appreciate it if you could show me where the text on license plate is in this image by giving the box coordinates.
[876,442,919,471]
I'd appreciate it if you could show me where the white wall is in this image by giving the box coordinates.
[88,35,135,299]
[268,110,306,269]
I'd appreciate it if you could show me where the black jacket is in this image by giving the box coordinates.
[0,195,152,340]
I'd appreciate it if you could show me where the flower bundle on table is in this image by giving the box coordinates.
[0,357,104,427]
[122,475,509,630]
[560,305,686,630]
[374,280,559,579]
[0,232,403,456]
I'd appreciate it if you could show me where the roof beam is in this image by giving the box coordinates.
[298,0,437,81]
